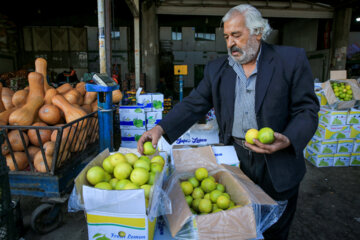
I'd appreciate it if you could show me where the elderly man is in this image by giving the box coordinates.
[138,4,319,239]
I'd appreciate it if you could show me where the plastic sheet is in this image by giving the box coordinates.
[164,146,286,240]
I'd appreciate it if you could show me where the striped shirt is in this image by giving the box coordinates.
[229,48,261,138]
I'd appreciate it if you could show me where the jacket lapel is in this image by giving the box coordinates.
[221,64,236,122]
[255,42,275,114]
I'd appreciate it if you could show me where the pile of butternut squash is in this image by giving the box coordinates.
[1,58,122,173]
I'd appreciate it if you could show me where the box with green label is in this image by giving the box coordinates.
[350,153,360,166]
[318,107,348,126]
[304,146,316,163]
[151,93,164,111]
[312,140,338,154]
[313,124,350,140]
[121,129,146,148]
[146,111,162,130]
[353,139,360,153]
[349,124,360,138]
[310,154,334,167]
[119,105,146,130]
[137,93,153,111]
[346,108,360,124]
[336,139,354,153]
[334,153,350,167]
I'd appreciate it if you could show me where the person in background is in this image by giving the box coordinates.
[63,66,78,83]
[138,4,319,239]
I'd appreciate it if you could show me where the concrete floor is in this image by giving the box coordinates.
[17,160,360,240]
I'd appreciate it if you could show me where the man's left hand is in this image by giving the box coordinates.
[244,132,291,154]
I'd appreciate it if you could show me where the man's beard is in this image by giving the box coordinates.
[228,36,260,64]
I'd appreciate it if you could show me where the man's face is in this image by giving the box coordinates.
[223,13,262,64]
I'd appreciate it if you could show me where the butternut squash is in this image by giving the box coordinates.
[112,89,123,103]
[63,89,81,105]
[44,88,58,105]
[0,83,6,112]
[83,92,97,105]
[27,72,45,101]
[52,95,87,125]
[4,130,29,151]
[27,122,52,146]
[28,145,40,162]
[2,87,14,110]
[81,104,92,114]
[6,152,28,171]
[12,89,29,107]
[70,129,87,152]
[34,150,52,172]
[35,58,52,91]
[51,124,74,151]
[56,83,72,94]
[38,104,61,125]
[75,82,86,96]
[9,96,44,126]
[0,108,17,125]
[43,141,55,156]
[91,101,98,112]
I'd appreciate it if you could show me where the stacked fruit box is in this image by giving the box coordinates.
[304,82,360,167]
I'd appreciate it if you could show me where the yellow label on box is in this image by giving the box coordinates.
[174,65,188,75]
[87,214,146,229]
[350,125,360,138]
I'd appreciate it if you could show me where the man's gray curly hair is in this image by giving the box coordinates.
[222,4,272,40]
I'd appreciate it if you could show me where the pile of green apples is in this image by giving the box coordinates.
[331,82,353,101]
[180,167,241,215]
[86,142,164,203]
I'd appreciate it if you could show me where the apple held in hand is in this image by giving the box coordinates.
[143,141,156,155]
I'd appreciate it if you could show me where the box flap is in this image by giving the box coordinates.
[83,185,146,215]
[330,70,347,80]
[172,146,218,173]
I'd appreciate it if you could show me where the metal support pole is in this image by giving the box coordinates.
[105,0,112,76]
[97,0,106,74]
[134,16,140,89]
[179,75,183,101]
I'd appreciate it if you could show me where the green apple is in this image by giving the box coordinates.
[103,172,112,182]
[143,142,156,155]
[139,155,150,163]
[134,159,151,171]
[113,162,133,180]
[115,179,131,190]
[86,166,106,186]
[108,153,127,167]
[102,157,114,173]
[147,172,156,185]
[125,153,138,166]
[123,182,139,190]
[150,163,163,173]
[150,155,165,167]
[140,184,152,199]
[130,168,149,186]
[109,178,119,189]
[94,182,112,190]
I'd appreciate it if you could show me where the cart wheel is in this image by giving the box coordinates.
[31,203,63,234]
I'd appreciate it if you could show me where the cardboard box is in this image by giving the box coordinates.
[146,111,162,130]
[353,139,360,153]
[321,79,360,110]
[318,107,348,125]
[330,70,347,80]
[336,139,354,153]
[349,125,360,138]
[74,149,168,240]
[166,146,277,240]
[310,154,334,167]
[350,153,360,166]
[315,90,328,106]
[312,140,337,154]
[346,108,360,125]
[212,146,239,167]
[119,105,146,130]
[120,129,146,148]
[152,93,164,112]
[334,153,351,167]
[137,94,152,112]
[313,124,350,140]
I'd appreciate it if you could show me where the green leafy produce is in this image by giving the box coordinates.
[332,118,342,125]
[336,133,346,139]
[335,160,345,166]
[133,119,144,128]
[349,117,359,124]
[319,160,329,166]
[338,146,348,153]
[322,147,332,154]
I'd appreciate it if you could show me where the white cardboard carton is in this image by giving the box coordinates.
[313,124,350,140]
[350,153,360,166]
[349,125,360,138]
[318,107,348,125]
[137,94,152,112]
[353,139,360,153]
[312,140,337,154]
[119,105,146,130]
[336,139,354,153]
[212,146,239,167]
[334,153,351,167]
[146,111,162,130]
[346,108,360,125]
[120,129,146,148]
[310,154,334,167]
[151,93,164,112]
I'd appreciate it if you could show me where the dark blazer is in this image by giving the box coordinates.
[159,41,319,192]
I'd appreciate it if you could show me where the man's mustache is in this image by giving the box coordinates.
[229,46,244,54]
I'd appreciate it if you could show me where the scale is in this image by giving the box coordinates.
[86,73,119,152]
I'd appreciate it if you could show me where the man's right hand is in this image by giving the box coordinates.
[137,125,165,155]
